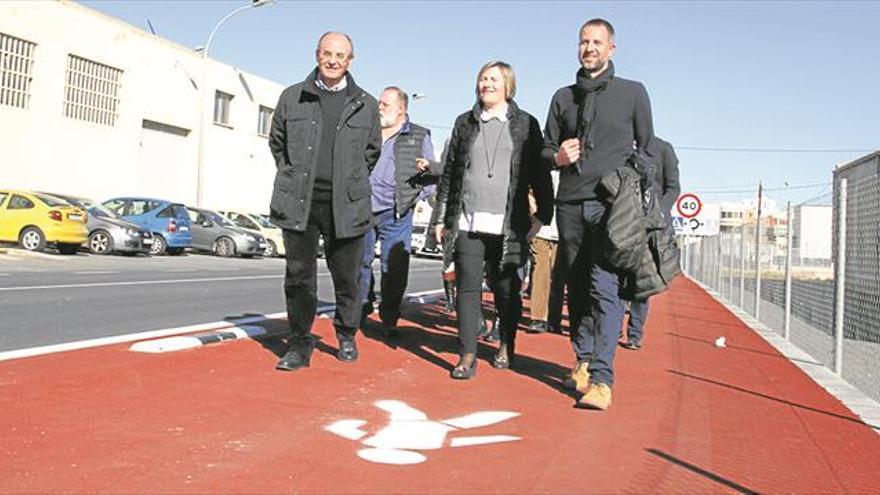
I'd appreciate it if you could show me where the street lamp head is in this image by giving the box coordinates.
[411,93,427,101]
[252,0,274,6]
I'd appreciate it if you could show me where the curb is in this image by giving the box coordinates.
[3,248,67,261]
[128,290,447,354]
[128,305,334,354]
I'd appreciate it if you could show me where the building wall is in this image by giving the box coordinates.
[0,0,283,212]
[793,205,832,260]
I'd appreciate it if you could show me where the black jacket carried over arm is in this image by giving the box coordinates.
[434,100,553,269]
[268,69,381,239]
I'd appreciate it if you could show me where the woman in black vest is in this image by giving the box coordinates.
[433,61,553,379]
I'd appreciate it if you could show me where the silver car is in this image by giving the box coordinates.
[186,207,267,258]
[45,193,154,255]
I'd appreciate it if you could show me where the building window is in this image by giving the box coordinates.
[64,54,122,126]
[0,32,37,109]
[258,105,273,137]
[214,90,233,126]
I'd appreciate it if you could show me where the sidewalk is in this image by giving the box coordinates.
[1,277,879,493]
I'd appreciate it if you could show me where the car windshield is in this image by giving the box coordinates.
[86,202,121,219]
[210,212,234,227]
[252,214,275,228]
[34,193,70,207]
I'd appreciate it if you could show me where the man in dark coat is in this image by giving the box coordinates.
[621,137,680,350]
[542,18,655,410]
[268,31,381,371]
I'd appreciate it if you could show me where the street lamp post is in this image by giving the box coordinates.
[195,0,273,207]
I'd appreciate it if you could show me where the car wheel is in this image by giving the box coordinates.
[88,230,113,255]
[265,239,277,258]
[19,227,47,252]
[150,235,167,255]
[214,237,235,257]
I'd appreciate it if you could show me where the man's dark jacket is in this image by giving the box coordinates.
[434,101,553,269]
[541,62,654,202]
[268,69,381,239]
[649,137,681,214]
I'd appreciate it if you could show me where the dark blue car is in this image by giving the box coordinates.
[102,197,192,255]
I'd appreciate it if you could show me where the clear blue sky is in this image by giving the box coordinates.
[82,0,880,208]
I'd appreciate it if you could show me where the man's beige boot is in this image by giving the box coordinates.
[576,383,612,411]
[563,361,590,393]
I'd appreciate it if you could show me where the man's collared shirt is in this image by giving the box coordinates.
[370,119,435,213]
[315,76,348,92]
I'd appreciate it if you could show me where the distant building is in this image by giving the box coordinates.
[791,205,832,262]
[0,0,283,212]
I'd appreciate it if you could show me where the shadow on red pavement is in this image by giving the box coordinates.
[1,277,879,493]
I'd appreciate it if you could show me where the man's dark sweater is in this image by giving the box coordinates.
[313,85,348,202]
[542,61,654,202]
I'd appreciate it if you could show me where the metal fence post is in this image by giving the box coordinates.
[754,183,763,320]
[739,223,746,307]
[784,201,793,340]
[833,178,847,375]
[728,229,735,298]
[716,233,723,292]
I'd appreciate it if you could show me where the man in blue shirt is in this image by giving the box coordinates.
[359,86,440,336]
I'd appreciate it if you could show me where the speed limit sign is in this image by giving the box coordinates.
[676,193,702,219]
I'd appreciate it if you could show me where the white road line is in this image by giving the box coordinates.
[0,274,282,292]
[163,269,198,273]
[0,311,287,362]
[74,271,119,275]
[0,274,10,277]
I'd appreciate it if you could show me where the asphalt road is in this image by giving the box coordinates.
[0,249,443,352]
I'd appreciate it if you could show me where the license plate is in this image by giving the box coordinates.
[179,226,189,231]
[259,242,267,249]
[143,239,153,245]
[68,214,83,221]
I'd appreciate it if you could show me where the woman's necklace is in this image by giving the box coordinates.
[480,119,508,179]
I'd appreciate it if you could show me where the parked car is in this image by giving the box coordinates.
[0,189,87,254]
[186,207,267,258]
[257,213,323,258]
[102,197,192,255]
[44,193,153,255]
[219,210,286,257]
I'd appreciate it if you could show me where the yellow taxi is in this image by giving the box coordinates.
[0,189,88,254]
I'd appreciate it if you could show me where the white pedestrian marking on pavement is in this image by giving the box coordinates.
[325,420,368,441]
[449,435,520,447]
[325,399,520,465]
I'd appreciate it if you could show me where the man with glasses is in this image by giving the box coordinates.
[268,32,381,371]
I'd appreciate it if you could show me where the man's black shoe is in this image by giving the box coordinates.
[337,340,359,362]
[527,320,548,334]
[620,339,642,351]
[547,322,563,334]
[275,344,313,371]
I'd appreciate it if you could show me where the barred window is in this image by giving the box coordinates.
[214,90,233,126]
[0,32,37,109]
[64,54,122,126]
[257,105,273,137]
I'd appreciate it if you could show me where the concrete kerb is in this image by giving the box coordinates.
[689,276,880,435]
[129,289,447,354]
[3,248,68,261]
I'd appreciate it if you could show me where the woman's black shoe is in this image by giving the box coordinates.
[451,355,478,379]
[493,340,516,369]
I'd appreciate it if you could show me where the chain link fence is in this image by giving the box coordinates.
[683,151,880,403]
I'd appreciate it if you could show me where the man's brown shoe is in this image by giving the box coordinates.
[576,383,612,410]
[563,361,590,393]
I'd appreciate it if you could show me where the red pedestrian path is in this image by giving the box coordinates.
[1,277,879,493]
